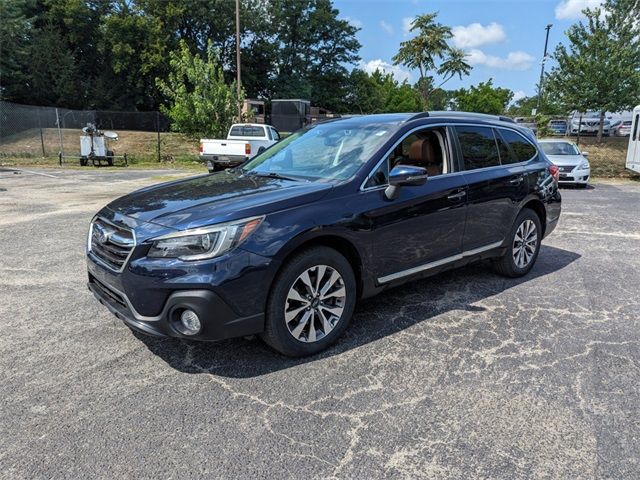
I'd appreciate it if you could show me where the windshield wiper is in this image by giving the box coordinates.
[246,171,309,182]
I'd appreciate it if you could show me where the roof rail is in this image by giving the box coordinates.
[425,111,516,124]
[406,112,430,122]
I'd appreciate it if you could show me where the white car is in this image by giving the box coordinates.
[200,123,280,172]
[539,139,591,187]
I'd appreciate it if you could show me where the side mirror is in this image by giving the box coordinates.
[581,151,589,157]
[385,164,428,200]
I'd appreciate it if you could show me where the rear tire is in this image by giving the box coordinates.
[493,208,542,278]
[261,246,356,357]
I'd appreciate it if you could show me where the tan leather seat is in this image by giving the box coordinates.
[407,134,442,176]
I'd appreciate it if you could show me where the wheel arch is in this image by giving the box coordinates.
[520,198,547,237]
[273,232,364,299]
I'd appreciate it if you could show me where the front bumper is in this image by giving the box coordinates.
[559,167,590,184]
[199,154,247,166]
[88,273,263,341]
[571,129,609,135]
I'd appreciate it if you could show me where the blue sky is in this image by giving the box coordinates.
[334,0,603,101]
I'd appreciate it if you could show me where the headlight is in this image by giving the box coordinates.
[579,160,590,170]
[147,215,264,260]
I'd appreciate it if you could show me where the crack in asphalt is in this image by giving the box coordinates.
[1,171,639,478]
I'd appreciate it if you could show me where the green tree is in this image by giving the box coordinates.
[38,0,113,108]
[269,0,360,111]
[0,0,32,101]
[546,0,640,141]
[98,1,167,110]
[452,79,513,114]
[344,69,385,113]
[26,25,79,107]
[343,69,421,114]
[392,13,471,109]
[507,95,565,117]
[156,40,243,138]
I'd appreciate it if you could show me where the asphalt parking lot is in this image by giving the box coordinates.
[1,167,639,479]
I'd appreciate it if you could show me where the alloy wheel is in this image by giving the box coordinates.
[512,219,538,269]
[284,265,346,343]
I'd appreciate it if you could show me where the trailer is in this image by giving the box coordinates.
[626,105,640,174]
[58,123,127,167]
[271,99,310,133]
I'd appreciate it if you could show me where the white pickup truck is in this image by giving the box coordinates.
[199,123,281,172]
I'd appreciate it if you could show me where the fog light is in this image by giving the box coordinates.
[180,309,201,335]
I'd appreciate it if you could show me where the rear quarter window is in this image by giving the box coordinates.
[496,128,537,164]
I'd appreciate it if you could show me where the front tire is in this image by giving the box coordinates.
[494,209,542,278]
[261,246,356,357]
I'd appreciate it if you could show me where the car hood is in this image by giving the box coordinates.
[106,171,333,230]
[545,154,586,166]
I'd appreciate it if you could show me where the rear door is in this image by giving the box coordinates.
[453,125,527,251]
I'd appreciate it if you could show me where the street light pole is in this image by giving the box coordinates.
[536,23,553,113]
[235,0,242,119]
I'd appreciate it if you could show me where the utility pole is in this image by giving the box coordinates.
[536,24,553,114]
[235,0,242,119]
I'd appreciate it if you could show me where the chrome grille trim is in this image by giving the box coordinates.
[88,217,136,273]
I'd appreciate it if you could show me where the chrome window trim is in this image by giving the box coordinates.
[377,240,503,284]
[360,122,539,192]
[87,216,137,274]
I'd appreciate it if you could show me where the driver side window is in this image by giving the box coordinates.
[364,126,450,188]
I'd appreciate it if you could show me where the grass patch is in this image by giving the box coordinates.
[572,137,636,179]
[0,128,201,168]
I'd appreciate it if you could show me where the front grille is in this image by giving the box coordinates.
[89,217,135,272]
[559,165,574,173]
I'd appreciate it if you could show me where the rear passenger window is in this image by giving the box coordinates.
[455,126,500,170]
[496,129,537,163]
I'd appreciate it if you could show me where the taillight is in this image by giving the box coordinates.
[199,142,203,153]
[245,143,251,155]
[549,165,559,182]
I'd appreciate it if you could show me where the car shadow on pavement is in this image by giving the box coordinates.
[134,245,581,378]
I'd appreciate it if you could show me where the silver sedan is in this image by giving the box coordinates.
[538,139,591,187]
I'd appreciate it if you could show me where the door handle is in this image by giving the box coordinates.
[447,190,467,201]
[509,176,524,185]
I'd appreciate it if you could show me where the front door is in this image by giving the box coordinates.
[361,126,468,282]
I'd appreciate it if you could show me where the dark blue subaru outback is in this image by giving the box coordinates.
[87,112,561,356]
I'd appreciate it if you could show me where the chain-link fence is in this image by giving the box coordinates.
[0,101,202,166]
[0,101,343,166]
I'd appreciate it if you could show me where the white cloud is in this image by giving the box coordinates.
[360,59,412,82]
[555,0,603,19]
[452,22,506,49]
[466,49,535,71]
[342,16,363,29]
[380,20,394,35]
[402,17,414,35]
[512,90,528,102]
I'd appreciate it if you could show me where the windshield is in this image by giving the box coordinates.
[539,142,580,155]
[242,122,395,181]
